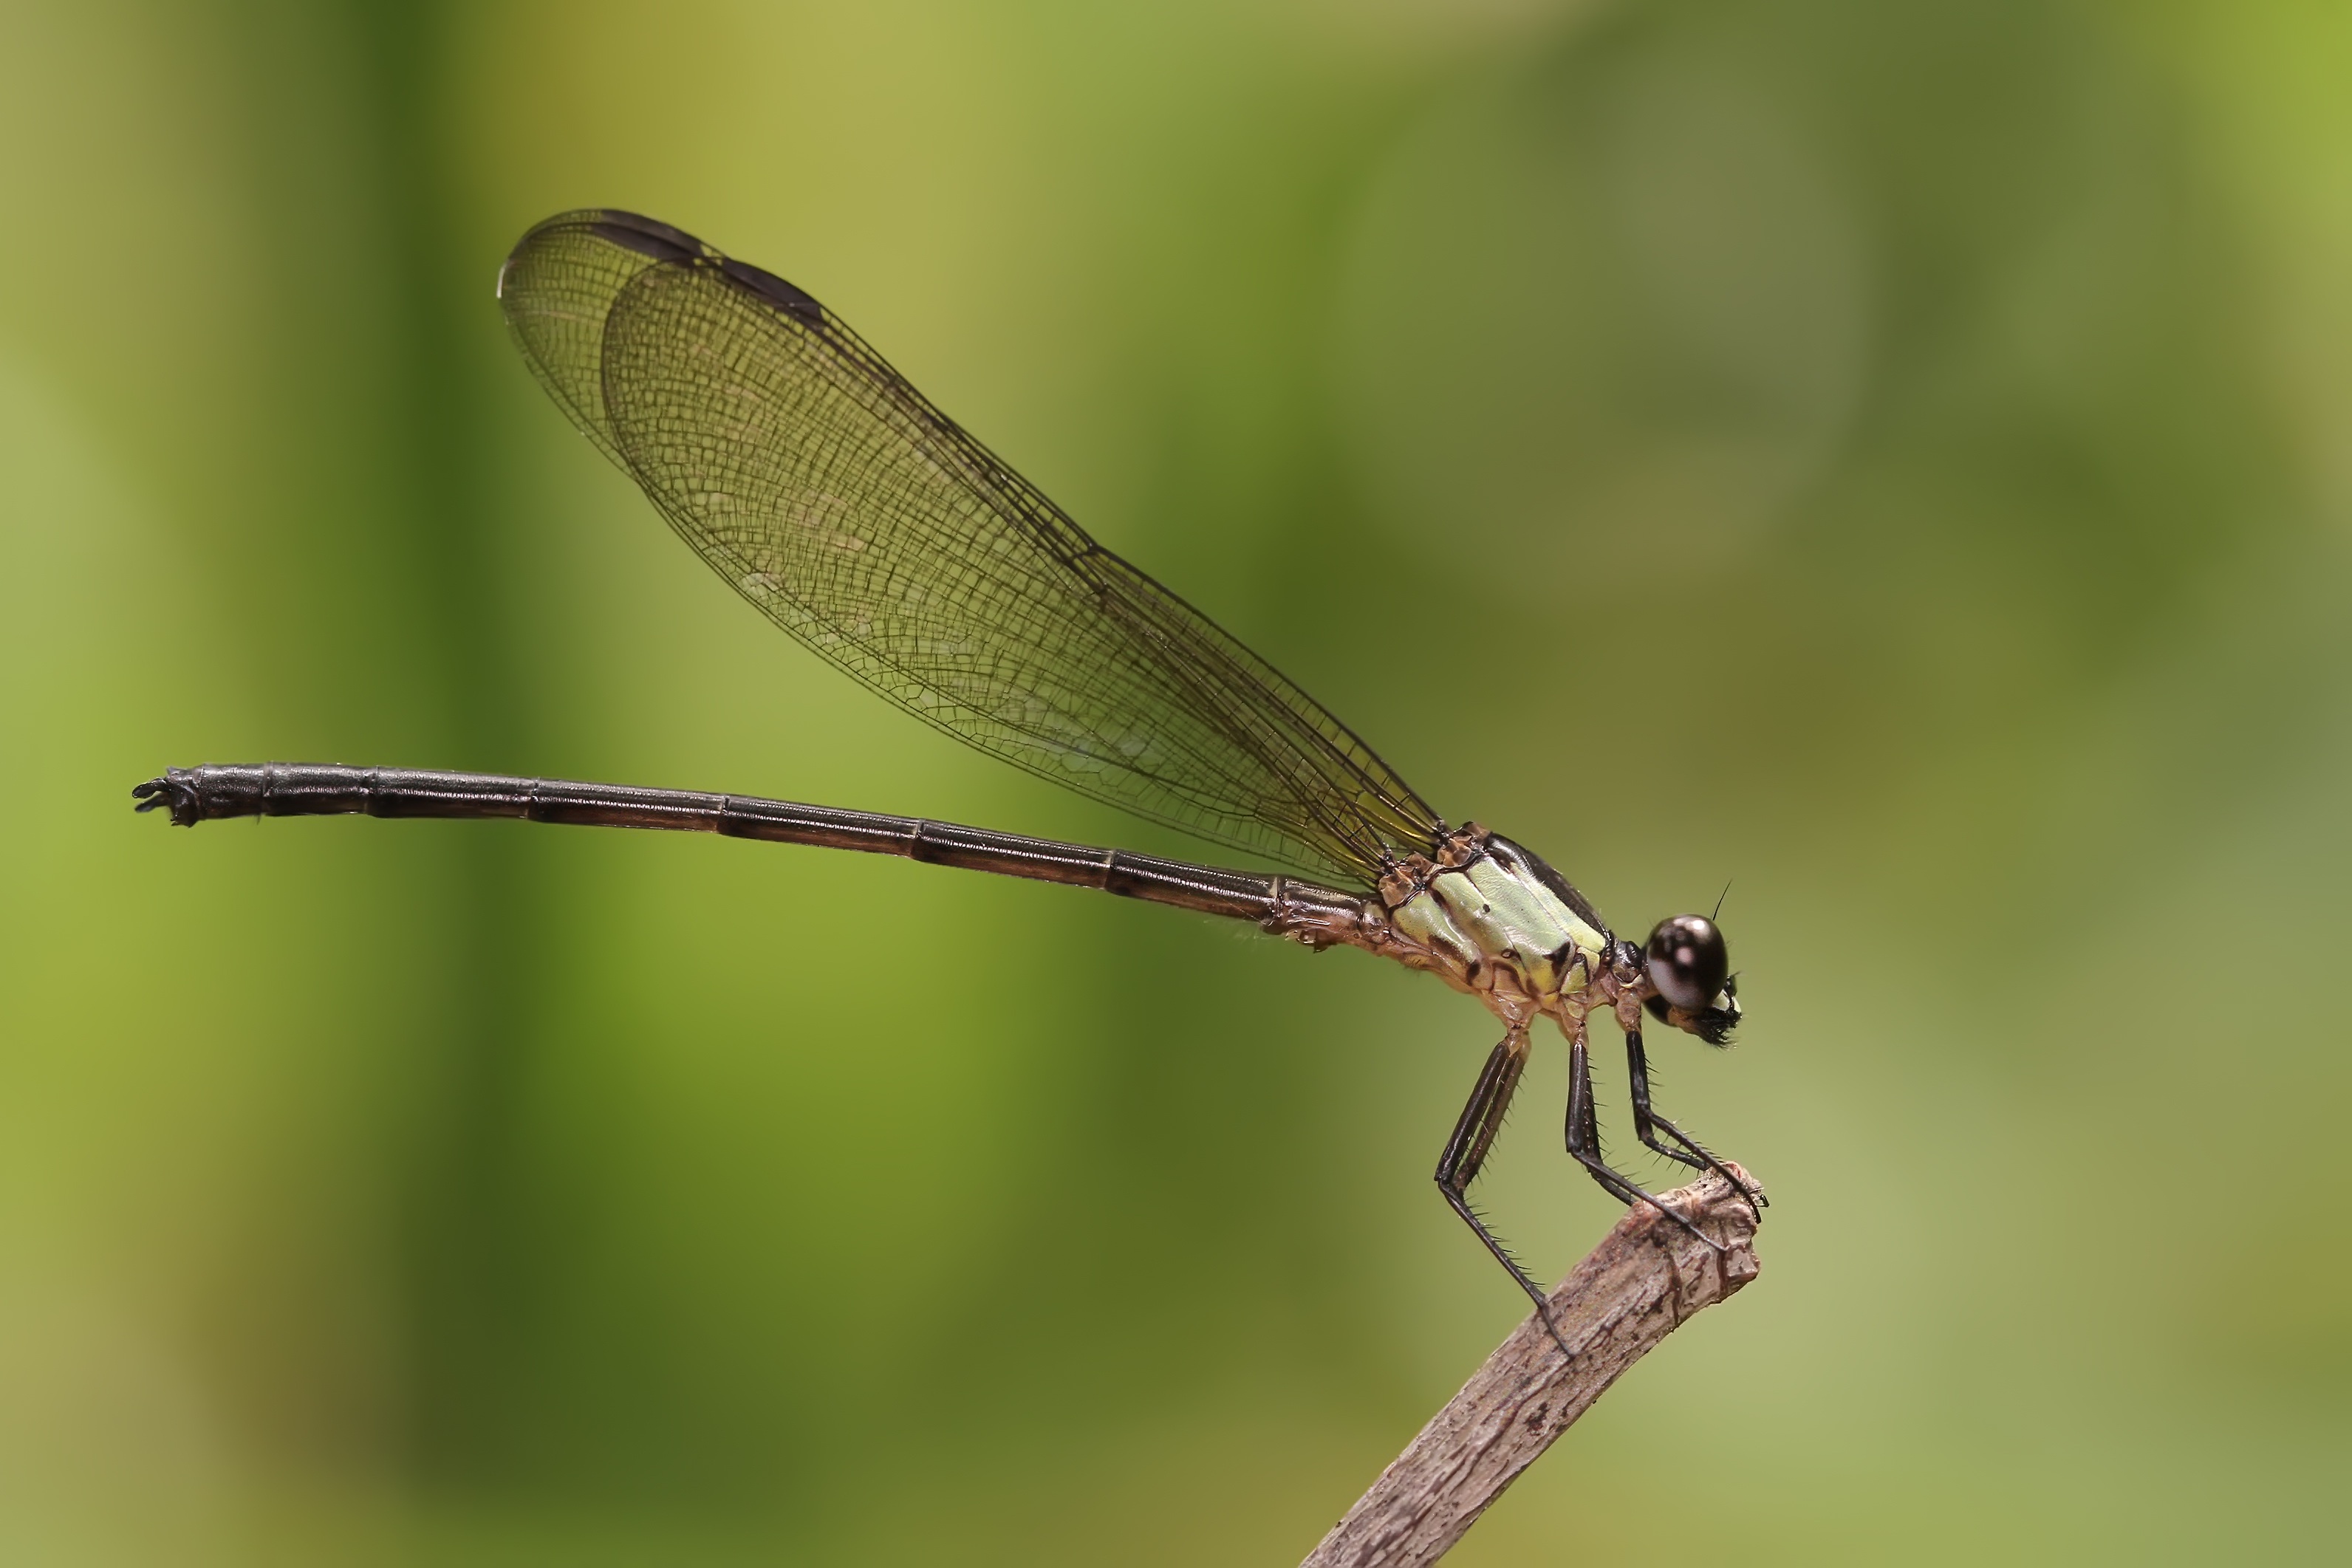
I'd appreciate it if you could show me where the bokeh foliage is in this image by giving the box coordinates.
[4,1,2348,1561]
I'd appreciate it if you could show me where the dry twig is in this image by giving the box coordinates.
[1302,1165,1764,1568]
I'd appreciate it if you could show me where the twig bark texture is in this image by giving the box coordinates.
[1302,1165,1764,1568]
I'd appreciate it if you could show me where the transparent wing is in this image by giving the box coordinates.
[497,210,1442,889]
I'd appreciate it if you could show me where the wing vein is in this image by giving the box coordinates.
[498,208,1443,889]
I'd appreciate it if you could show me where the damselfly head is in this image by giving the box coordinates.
[1642,915,1741,1046]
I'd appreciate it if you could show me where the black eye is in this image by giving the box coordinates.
[1645,914,1728,1013]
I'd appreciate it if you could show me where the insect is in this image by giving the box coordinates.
[136,209,1760,1339]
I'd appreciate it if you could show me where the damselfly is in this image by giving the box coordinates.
[137,210,1760,1337]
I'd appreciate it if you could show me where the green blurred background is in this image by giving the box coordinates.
[5,1,2348,1561]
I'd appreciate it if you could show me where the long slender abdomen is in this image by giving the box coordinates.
[133,763,1373,939]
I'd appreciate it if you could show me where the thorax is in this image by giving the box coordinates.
[1367,826,1613,1030]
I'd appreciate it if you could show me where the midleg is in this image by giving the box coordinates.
[1565,1035,1724,1253]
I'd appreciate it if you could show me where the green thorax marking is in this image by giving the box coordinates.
[1383,829,1610,1008]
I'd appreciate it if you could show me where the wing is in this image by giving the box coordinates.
[496,209,1442,890]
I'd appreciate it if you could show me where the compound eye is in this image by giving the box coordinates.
[1645,914,1728,1013]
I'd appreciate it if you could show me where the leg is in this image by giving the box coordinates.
[1625,1027,1766,1216]
[1434,1030,1570,1352]
[1565,1035,1725,1254]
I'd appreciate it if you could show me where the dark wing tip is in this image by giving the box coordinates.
[497,208,708,297]
[717,256,826,322]
[581,209,708,264]
[499,208,831,329]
